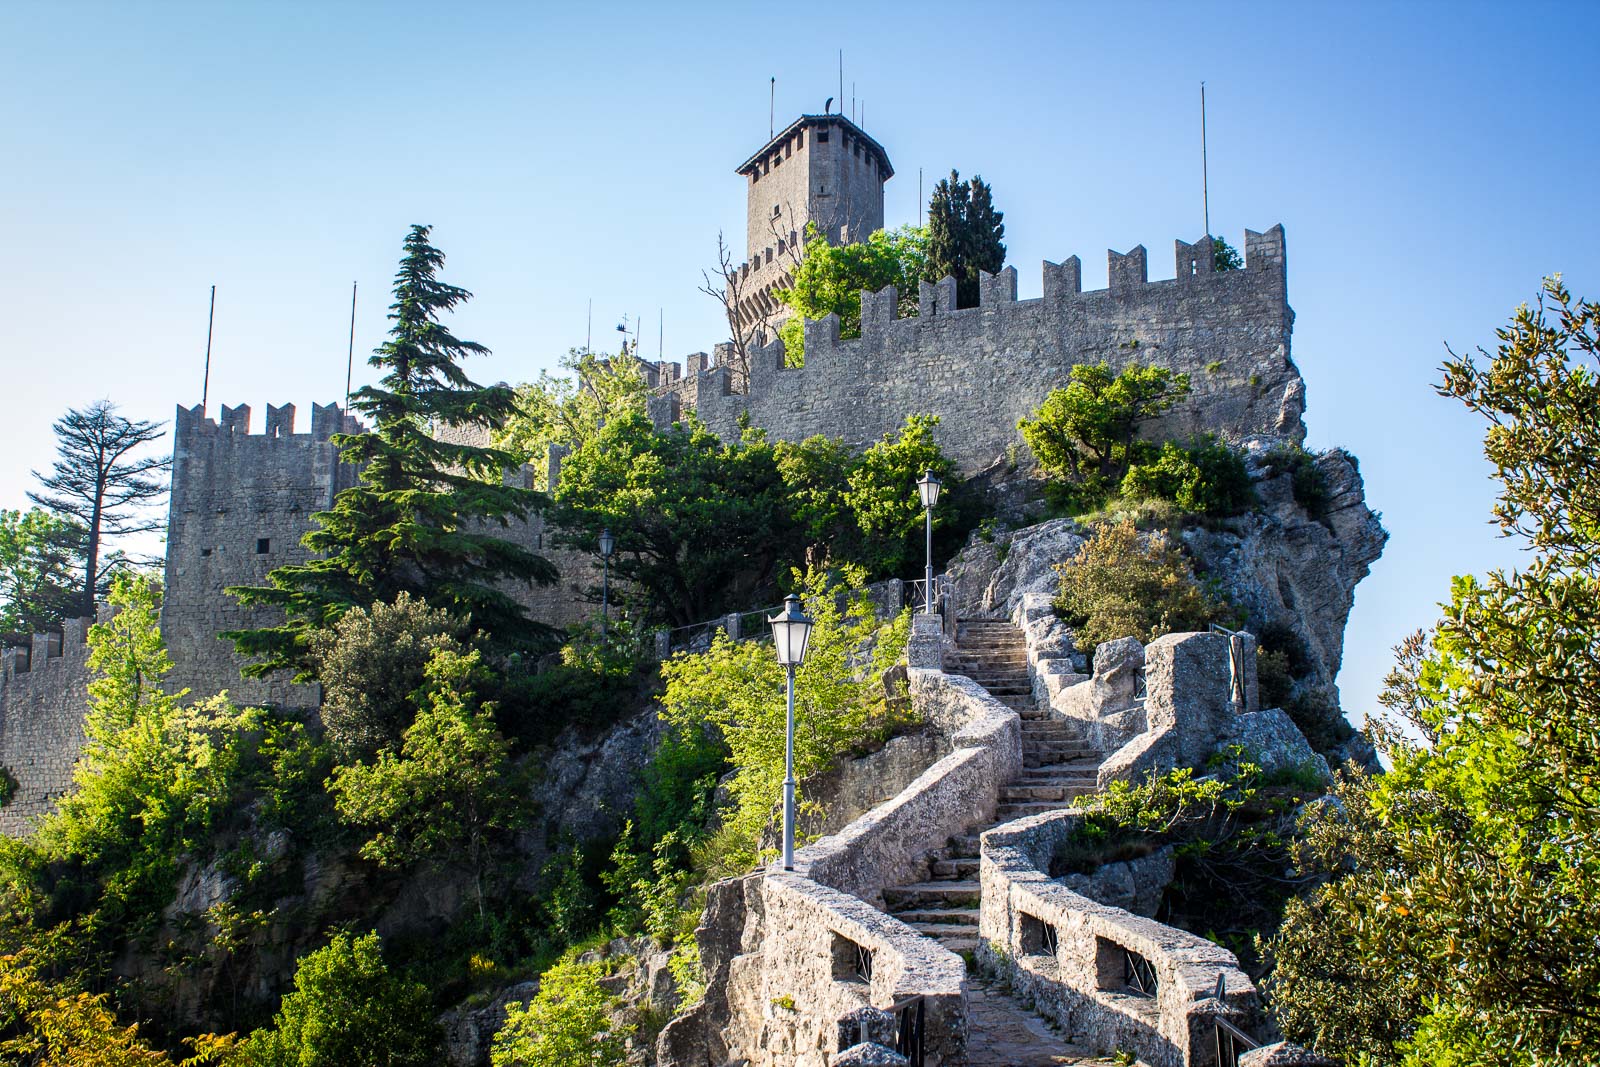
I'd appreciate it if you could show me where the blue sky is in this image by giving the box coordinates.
[2,1,1596,723]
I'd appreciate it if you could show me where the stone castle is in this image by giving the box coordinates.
[0,111,1314,838]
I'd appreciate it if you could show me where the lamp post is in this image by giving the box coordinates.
[599,528,615,637]
[916,470,942,615]
[768,594,814,871]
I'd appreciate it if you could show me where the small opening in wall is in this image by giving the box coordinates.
[1020,913,1059,958]
[817,130,830,143]
[1095,936,1158,998]
[772,203,782,217]
[831,932,873,984]
[200,548,212,558]
[256,538,271,554]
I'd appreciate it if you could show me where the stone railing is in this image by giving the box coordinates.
[660,613,1025,1067]
[978,809,1260,1067]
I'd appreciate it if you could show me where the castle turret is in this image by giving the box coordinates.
[733,114,893,334]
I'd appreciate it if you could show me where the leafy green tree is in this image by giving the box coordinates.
[549,411,795,626]
[238,932,440,1067]
[1213,236,1244,271]
[924,170,1006,309]
[1265,278,1600,1065]
[28,400,167,615]
[306,593,470,760]
[841,414,961,576]
[658,567,913,871]
[496,348,650,484]
[1018,362,1192,508]
[227,225,556,678]
[0,508,87,637]
[490,951,633,1067]
[328,648,523,919]
[1054,519,1228,654]
[1120,436,1256,517]
[775,224,928,363]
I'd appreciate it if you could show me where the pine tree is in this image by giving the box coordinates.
[924,170,1006,309]
[28,400,167,615]
[227,225,556,677]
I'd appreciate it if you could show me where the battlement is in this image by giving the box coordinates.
[0,615,96,685]
[650,228,1301,472]
[0,613,98,836]
[174,401,366,443]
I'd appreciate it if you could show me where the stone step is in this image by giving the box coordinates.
[995,801,1070,820]
[1024,754,1097,769]
[947,834,981,857]
[906,922,985,942]
[1019,724,1081,739]
[882,880,981,907]
[1000,782,1097,803]
[892,907,979,927]
[930,857,981,878]
[1026,740,1097,757]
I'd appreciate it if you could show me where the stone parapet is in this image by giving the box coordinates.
[979,809,1261,1067]
[0,615,96,837]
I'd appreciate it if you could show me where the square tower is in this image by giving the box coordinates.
[731,114,893,336]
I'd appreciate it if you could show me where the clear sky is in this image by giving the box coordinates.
[2,1,1596,724]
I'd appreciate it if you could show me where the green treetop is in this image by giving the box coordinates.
[775,224,928,363]
[496,347,650,484]
[226,225,556,677]
[925,170,1006,309]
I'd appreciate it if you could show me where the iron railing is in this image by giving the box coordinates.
[1123,948,1160,998]
[1211,975,1261,1067]
[894,996,926,1067]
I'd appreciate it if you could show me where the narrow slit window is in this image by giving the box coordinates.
[256,538,271,554]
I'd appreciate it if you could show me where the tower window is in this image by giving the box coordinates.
[256,538,271,554]
[818,130,830,143]
[200,548,212,558]
[773,204,781,217]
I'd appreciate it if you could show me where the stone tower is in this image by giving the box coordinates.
[734,113,893,332]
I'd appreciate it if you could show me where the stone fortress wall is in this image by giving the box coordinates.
[0,618,96,837]
[647,227,1304,474]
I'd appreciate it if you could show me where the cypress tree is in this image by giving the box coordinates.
[924,170,1007,309]
[227,225,556,677]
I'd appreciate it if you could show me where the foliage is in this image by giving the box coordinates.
[496,348,650,483]
[1119,436,1256,517]
[306,593,471,760]
[0,949,235,1066]
[549,411,794,627]
[329,649,523,919]
[840,414,961,576]
[924,170,1006,309]
[1259,444,1331,518]
[1054,519,1229,654]
[227,225,556,678]
[775,224,928,363]
[658,567,913,870]
[28,399,167,615]
[0,507,85,638]
[237,932,440,1067]
[490,951,633,1067]
[536,844,598,946]
[1264,278,1600,1064]
[1018,362,1192,510]
[1213,236,1244,272]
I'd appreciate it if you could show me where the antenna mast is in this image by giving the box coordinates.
[770,76,775,139]
[838,50,843,118]
[201,285,215,413]
[1201,82,1210,237]
[344,281,357,413]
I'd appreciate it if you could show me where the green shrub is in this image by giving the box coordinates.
[0,766,16,808]
[1120,436,1256,517]
[307,593,471,761]
[1256,646,1294,709]
[238,931,441,1067]
[1054,519,1229,654]
[491,951,634,1067]
[1260,445,1331,519]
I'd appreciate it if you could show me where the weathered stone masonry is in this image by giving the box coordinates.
[649,228,1303,474]
[0,618,95,837]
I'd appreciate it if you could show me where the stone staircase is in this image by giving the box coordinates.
[881,619,1113,1065]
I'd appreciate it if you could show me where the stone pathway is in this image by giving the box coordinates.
[883,619,1117,1065]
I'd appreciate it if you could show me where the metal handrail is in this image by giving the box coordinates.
[1211,974,1262,1067]
[892,996,926,1067]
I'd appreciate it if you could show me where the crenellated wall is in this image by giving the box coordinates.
[0,617,96,836]
[648,228,1303,473]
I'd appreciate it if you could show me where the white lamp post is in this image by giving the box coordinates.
[599,528,615,637]
[768,594,814,871]
[916,471,942,615]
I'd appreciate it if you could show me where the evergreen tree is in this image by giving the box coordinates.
[924,170,1006,309]
[0,507,86,637]
[28,400,167,614]
[227,225,556,677]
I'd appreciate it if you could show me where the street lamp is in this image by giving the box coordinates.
[916,470,942,615]
[599,528,615,636]
[768,594,814,871]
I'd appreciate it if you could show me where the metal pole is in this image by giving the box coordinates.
[783,662,797,871]
[1201,82,1210,237]
[601,553,610,637]
[201,285,215,413]
[924,503,935,615]
[344,281,357,413]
